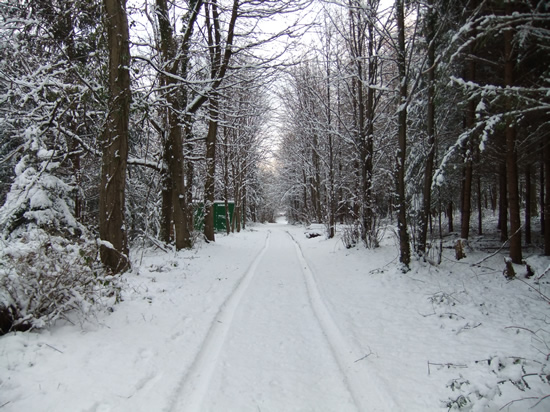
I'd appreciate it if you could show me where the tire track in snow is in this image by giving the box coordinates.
[167,231,271,412]
[287,232,399,412]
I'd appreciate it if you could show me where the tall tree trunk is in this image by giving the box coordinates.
[326,36,336,239]
[525,164,531,244]
[233,169,242,233]
[460,1,480,241]
[242,182,247,230]
[460,64,475,240]
[541,153,545,236]
[419,0,436,255]
[491,183,497,214]
[346,3,366,234]
[160,134,173,243]
[328,137,336,239]
[203,0,224,241]
[447,201,454,233]
[222,123,231,235]
[504,9,522,263]
[168,118,190,250]
[477,175,482,235]
[347,1,376,244]
[99,0,130,272]
[302,169,308,223]
[57,2,83,224]
[499,161,508,241]
[363,2,376,246]
[70,127,82,221]
[460,141,473,240]
[155,0,202,250]
[395,0,410,268]
[185,122,195,236]
[312,136,322,224]
[204,97,219,242]
[544,139,550,255]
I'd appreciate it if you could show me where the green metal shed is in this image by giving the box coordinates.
[194,201,235,232]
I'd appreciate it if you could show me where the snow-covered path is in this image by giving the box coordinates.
[2,220,549,411]
[173,227,394,411]
[3,223,397,412]
[176,228,357,410]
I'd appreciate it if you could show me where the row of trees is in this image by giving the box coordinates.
[1,0,548,275]
[276,0,550,269]
[0,0,309,273]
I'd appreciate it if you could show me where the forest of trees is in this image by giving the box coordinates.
[0,0,549,330]
[277,0,550,269]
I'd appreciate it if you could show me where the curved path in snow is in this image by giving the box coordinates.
[170,225,397,412]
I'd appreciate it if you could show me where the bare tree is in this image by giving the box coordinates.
[99,0,131,272]
[155,0,202,249]
[203,0,239,242]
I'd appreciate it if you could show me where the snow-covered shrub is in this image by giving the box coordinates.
[0,128,122,335]
[341,221,361,249]
[0,234,122,334]
[444,354,550,411]
[0,128,81,238]
[363,216,384,249]
[341,219,385,249]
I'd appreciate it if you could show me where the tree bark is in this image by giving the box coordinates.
[204,98,219,242]
[447,201,453,233]
[302,169,308,223]
[99,0,130,272]
[156,0,202,249]
[233,164,242,233]
[363,2,376,246]
[70,126,82,222]
[477,175,482,235]
[160,135,173,243]
[490,183,497,213]
[498,161,508,241]
[203,0,222,242]
[222,123,231,235]
[418,0,436,255]
[312,134,322,224]
[242,182,247,230]
[544,139,550,255]
[349,1,369,242]
[326,36,335,239]
[460,64,475,240]
[395,0,410,268]
[460,138,473,240]
[541,153,545,236]
[168,114,190,250]
[185,122,195,237]
[525,164,531,244]
[504,9,522,263]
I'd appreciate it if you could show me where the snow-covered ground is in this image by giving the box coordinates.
[1,218,549,411]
